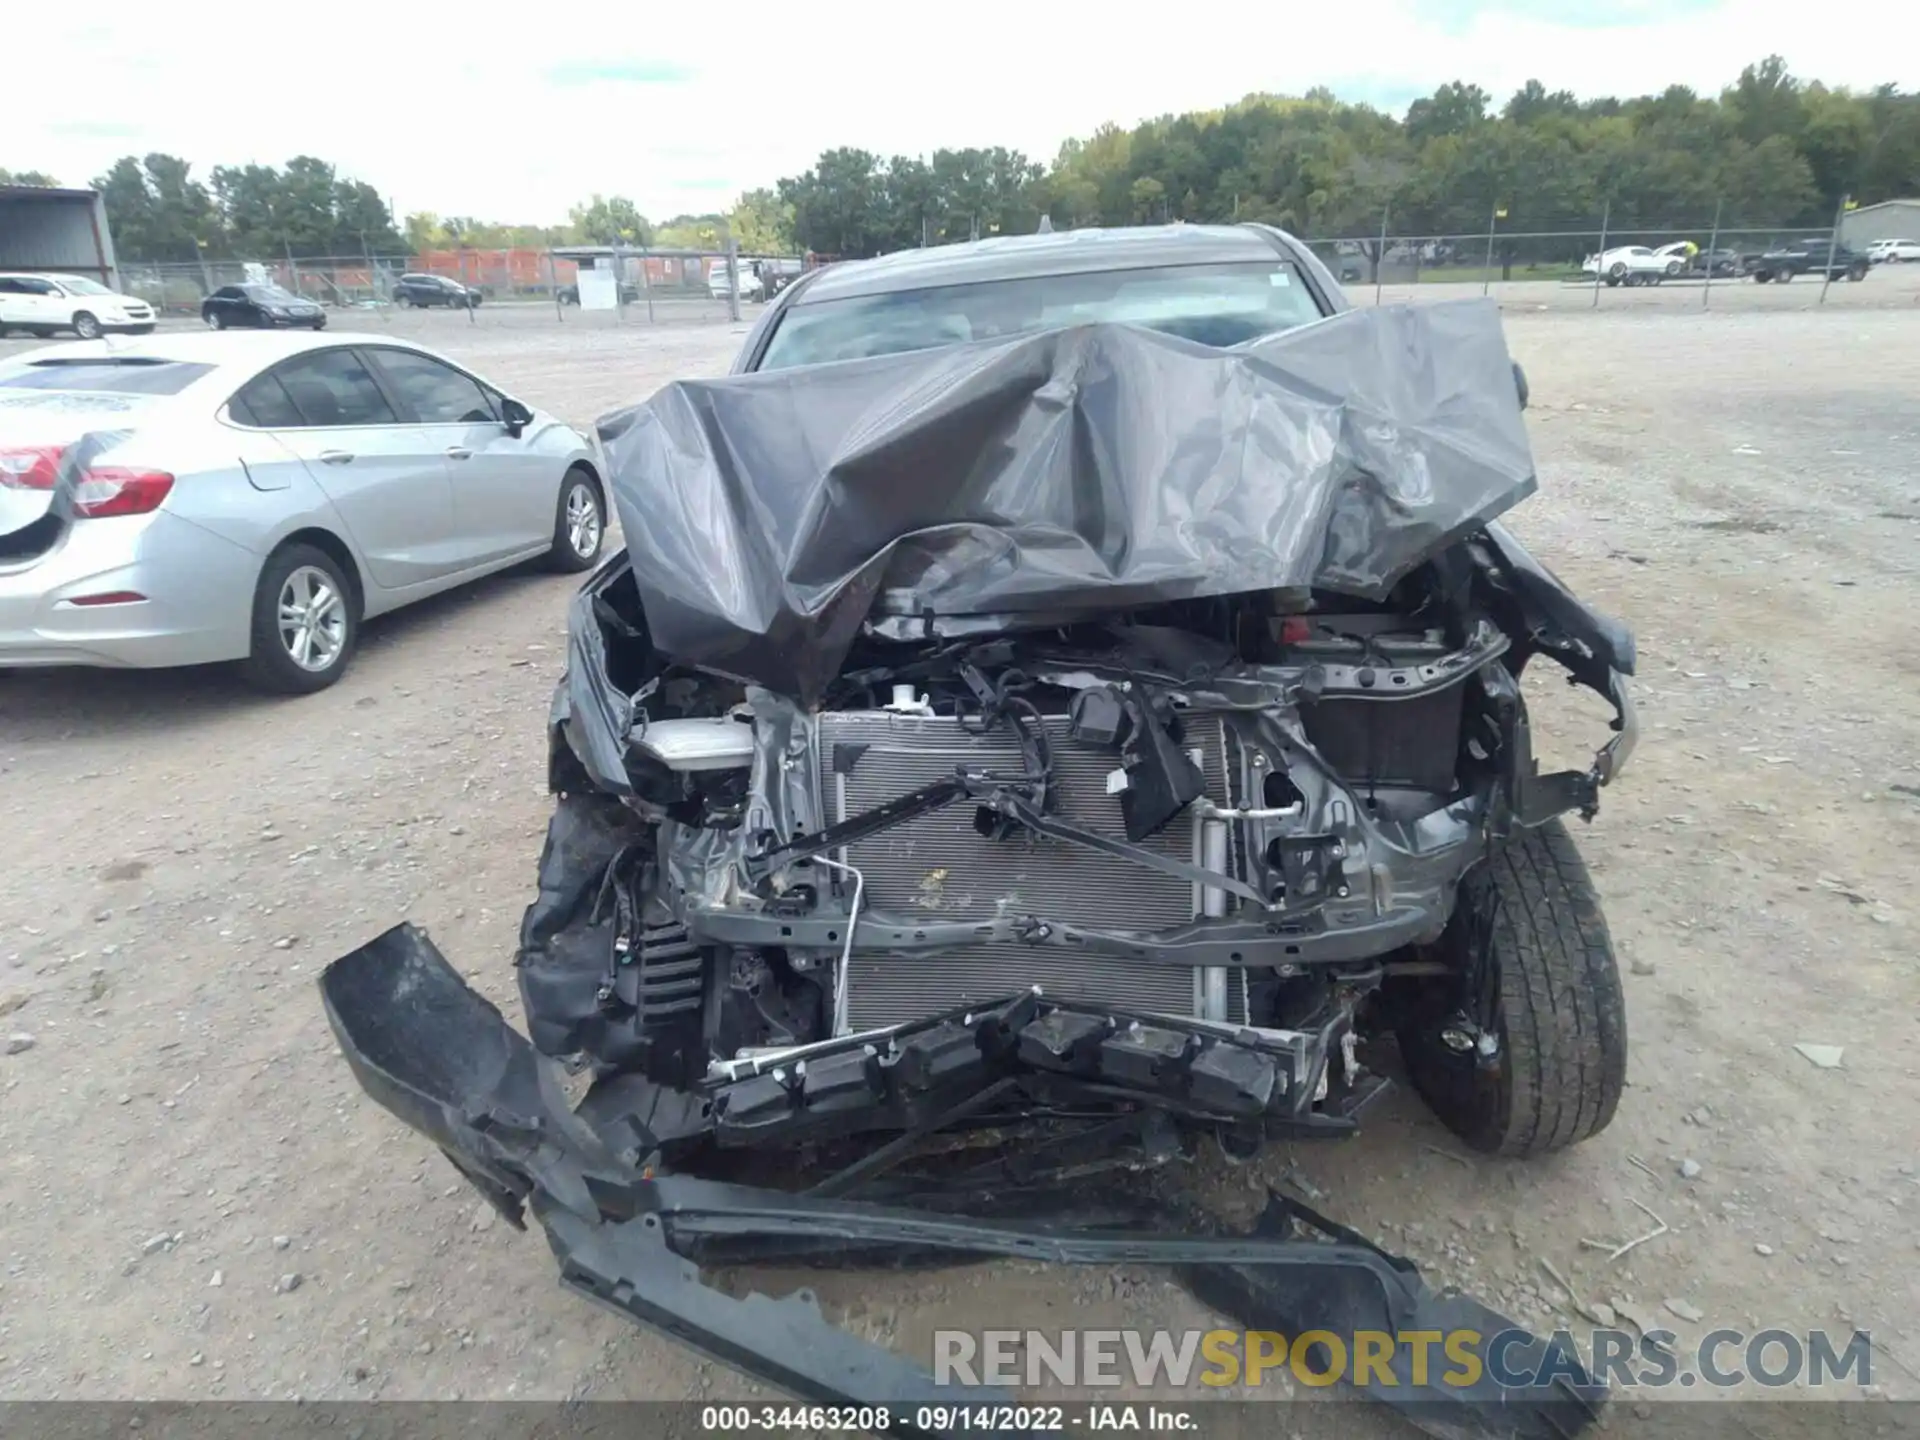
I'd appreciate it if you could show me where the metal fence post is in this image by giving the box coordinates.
[1819,194,1848,305]
[725,238,742,323]
[1702,200,1722,309]
[1375,205,1388,307]
[1590,201,1610,309]
[1482,203,1498,297]
[549,249,563,322]
[641,251,655,324]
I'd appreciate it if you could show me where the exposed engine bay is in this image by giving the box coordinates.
[320,299,1632,1435]
[527,517,1632,1147]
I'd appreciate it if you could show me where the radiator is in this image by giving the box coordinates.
[818,711,1247,1032]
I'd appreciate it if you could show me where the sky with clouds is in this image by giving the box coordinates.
[14,0,1914,224]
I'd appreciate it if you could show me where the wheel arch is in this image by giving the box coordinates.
[265,527,367,618]
[566,454,604,497]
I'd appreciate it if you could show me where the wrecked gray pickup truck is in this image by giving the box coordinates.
[322,227,1632,1436]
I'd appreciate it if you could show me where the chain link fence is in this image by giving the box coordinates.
[1295,217,1859,300]
[110,200,1879,324]
[113,246,809,324]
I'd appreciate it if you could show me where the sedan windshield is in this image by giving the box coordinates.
[758,262,1325,371]
[245,286,301,304]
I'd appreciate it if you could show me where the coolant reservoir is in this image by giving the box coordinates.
[883,684,935,717]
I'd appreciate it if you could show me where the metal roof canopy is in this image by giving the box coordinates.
[0,185,120,287]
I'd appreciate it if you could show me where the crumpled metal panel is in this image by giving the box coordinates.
[596,299,1536,703]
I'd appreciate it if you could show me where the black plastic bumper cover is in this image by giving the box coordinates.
[320,924,1604,1439]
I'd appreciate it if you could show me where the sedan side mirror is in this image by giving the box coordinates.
[1512,361,1530,411]
[500,397,533,437]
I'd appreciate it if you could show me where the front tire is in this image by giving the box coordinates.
[1395,820,1627,1157]
[242,544,359,694]
[205,310,225,330]
[545,467,605,573]
[72,311,102,340]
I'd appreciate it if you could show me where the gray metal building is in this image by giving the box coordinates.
[1839,198,1920,247]
[0,184,120,288]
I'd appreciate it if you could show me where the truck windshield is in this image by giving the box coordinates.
[757,262,1324,371]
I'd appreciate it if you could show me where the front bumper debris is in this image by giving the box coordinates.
[321,924,1605,1439]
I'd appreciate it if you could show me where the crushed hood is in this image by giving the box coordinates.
[597,298,1536,703]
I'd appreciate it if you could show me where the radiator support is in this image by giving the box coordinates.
[817,712,1248,1032]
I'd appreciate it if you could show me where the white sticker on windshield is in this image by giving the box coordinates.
[1269,271,1292,286]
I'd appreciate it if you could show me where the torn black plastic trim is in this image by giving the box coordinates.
[321,926,1604,1440]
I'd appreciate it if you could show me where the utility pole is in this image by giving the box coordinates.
[1818,194,1850,305]
[1482,203,1505,297]
[1375,204,1389,307]
[1591,201,1610,309]
[1701,200,1722,309]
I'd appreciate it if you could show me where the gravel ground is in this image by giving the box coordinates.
[3,273,1919,1419]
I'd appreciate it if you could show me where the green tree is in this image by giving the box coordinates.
[728,188,794,252]
[334,180,402,252]
[778,148,884,254]
[94,154,221,262]
[654,214,726,248]
[1406,82,1491,144]
[1504,81,1579,126]
[1,168,61,187]
[210,164,282,254]
[566,195,652,246]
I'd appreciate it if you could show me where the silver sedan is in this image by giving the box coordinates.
[0,331,607,692]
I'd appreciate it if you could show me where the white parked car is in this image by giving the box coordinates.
[1866,238,1920,263]
[0,272,156,339]
[707,262,764,301]
[1579,245,1686,286]
[0,332,607,693]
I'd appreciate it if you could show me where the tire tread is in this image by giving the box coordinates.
[1480,820,1626,1154]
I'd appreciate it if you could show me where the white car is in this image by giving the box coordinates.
[0,272,156,339]
[1866,238,1920,263]
[707,263,764,302]
[0,331,606,693]
[1580,245,1687,286]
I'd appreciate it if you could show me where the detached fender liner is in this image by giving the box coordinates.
[322,926,1605,1440]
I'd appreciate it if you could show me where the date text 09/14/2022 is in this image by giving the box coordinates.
[697,1405,1198,1432]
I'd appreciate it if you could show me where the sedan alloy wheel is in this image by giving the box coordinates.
[277,564,349,672]
[566,481,602,560]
